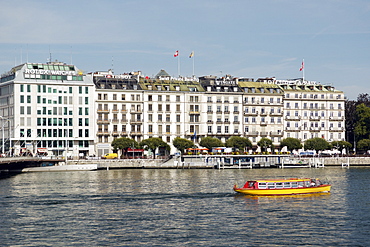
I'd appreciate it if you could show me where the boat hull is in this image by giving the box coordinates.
[22,164,98,172]
[233,185,331,196]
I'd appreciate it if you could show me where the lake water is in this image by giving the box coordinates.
[1,167,369,246]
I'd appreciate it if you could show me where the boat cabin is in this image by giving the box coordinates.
[243,178,321,189]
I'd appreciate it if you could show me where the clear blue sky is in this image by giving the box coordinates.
[1,0,370,100]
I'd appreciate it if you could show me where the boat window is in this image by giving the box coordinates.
[298,181,304,187]
[258,182,267,189]
[283,182,291,188]
[275,182,283,189]
[267,182,275,189]
[304,181,310,187]
[292,182,298,188]
[248,181,255,188]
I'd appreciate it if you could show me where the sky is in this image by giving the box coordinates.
[1,0,370,100]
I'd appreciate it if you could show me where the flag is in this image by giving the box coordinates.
[174,50,179,57]
[299,60,304,71]
[193,130,196,140]
[189,51,194,58]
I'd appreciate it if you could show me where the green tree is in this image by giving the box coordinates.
[331,140,352,152]
[199,137,224,151]
[140,137,170,159]
[304,138,330,152]
[172,137,195,154]
[257,137,273,153]
[111,137,138,158]
[280,138,302,152]
[356,139,370,153]
[225,136,252,152]
[354,103,370,140]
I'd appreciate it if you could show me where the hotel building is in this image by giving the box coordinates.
[0,62,345,157]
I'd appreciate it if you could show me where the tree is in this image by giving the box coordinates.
[354,103,370,141]
[172,137,195,154]
[257,137,273,153]
[225,136,252,152]
[304,138,330,152]
[331,140,352,152]
[280,138,302,152]
[199,137,224,151]
[111,137,138,158]
[345,99,357,147]
[139,137,170,159]
[356,139,370,153]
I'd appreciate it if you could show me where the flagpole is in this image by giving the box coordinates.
[302,59,305,82]
[178,55,180,77]
[192,54,195,77]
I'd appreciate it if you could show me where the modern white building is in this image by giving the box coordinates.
[0,62,346,157]
[0,61,96,158]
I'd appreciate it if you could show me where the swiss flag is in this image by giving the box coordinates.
[299,60,304,71]
[174,50,179,57]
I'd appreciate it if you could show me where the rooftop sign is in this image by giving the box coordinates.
[25,69,78,76]
[260,78,319,85]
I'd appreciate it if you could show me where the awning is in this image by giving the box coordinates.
[127,148,144,152]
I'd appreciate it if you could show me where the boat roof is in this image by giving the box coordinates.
[248,178,313,183]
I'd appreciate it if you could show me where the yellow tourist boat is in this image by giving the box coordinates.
[233,178,331,196]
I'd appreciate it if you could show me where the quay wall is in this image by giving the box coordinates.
[67,156,370,168]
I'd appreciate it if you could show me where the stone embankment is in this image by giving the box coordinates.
[65,156,370,169]
[66,158,181,169]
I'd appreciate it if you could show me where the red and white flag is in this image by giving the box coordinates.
[299,60,304,71]
[174,50,179,57]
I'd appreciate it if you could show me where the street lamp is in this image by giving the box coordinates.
[0,116,10,156]
[0,116,4,155]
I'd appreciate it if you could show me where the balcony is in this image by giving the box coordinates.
[329,116,344,121]
[244,111,258,116]
[329,127,345,132]
[97,119,110,124]
[285,127,301,132]
[310,127,321,132]
[97,109,110,113]
[111,131,120,136]
[130,109,142,113]
[260,111,268,116]
[260,131,269,137]
[130,119,143,124]
[309,116,321,121]
[245,131,258,137]
[190,111,200,114]
[97,131,110,136]
[270,131,284,137]
[285,116,301,121]
[270,112,283,116]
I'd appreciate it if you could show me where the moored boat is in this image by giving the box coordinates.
[233,178,331,196]
[22,164,98,172]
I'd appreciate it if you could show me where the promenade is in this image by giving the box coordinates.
[1,156,370,172]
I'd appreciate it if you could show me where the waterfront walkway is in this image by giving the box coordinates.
[1,156,370,171]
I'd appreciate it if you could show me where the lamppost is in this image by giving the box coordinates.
[0,116,9,156]
[0,116,4,155]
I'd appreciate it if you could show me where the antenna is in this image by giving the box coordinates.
[70,46,73,64]
[111,56,114,73]
[26,44,29,63]
[48,45,52,63]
